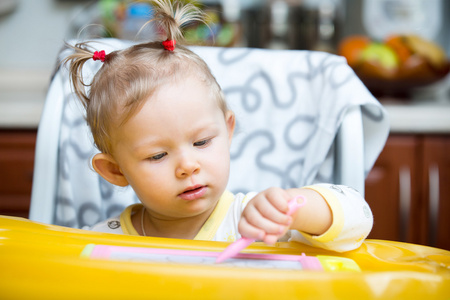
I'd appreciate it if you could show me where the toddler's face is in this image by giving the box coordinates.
[111,76,235,221]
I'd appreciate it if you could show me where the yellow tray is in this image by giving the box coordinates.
[0,215,449,299]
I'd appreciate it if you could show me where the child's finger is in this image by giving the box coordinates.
[238,216,265,240]
[253,198,292,225]
[263,187,291,213]
[244,205,289,235]
[263,222,293,245]
[263,234,281,246]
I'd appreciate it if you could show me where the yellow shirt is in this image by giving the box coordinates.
[90,184,373,252]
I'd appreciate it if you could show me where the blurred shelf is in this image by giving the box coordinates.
[0,69,49,128]
[383,101,450,133]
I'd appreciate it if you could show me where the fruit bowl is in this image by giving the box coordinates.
[339,35,450,97]
[353,56,450,97]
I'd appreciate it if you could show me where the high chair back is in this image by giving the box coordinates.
[29,39,389,228]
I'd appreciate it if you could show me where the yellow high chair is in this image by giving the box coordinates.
[1,40,448,299]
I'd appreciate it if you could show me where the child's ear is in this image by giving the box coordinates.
[225,111,235,143]
[92,153,129,187]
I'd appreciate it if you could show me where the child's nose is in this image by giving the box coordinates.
[175,152,200,178]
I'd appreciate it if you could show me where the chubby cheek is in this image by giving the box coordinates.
[206,145,231,188]
[122,162,169,201]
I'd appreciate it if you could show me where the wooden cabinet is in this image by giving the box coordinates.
[365,134,450,251]
[421,137,450,250]
[0,129,37,218]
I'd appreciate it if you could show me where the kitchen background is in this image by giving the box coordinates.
[0,0,449,250]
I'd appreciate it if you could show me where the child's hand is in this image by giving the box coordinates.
[238,187,294,245]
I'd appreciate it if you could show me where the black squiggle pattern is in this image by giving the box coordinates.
[284,115,317,150]
[54,196,77,227]
[218,47,253,65]
[282,159,305,188]
[78,202,102,227]
[224,86,261,112]
[99,175,114,200]
[361,105,384,122]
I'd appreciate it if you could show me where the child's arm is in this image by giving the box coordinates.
[239,184,373,251]
[239,187,333,245]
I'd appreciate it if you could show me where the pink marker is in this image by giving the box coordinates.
[215,195,307,263]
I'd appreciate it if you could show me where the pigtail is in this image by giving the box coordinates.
[150,0,206,43]
[61,42,103,109]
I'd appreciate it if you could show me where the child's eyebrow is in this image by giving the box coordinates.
[131,121,221,152]
[131,136,162,154]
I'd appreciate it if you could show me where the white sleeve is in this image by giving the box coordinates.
[212,192,257,242]
[288,183,373,252]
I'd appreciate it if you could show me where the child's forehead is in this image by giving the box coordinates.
[112,73,226,137]
[133,77,221,118]
[112,91,226,153]
[148,76,214,105]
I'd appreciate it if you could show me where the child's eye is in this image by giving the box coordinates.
[149,152,167,161]
[194,138,211,147]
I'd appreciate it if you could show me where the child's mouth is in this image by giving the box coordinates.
[179,185,207,201]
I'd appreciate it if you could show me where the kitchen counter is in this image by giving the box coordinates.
[382,99,450,133]
[0,69,50,129]
[1,70,450,133]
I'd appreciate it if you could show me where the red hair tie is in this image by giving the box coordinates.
[93,50,106,62]
[162,39,176,51]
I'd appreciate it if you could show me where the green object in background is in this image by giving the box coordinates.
[98,0,122,37]
[361,43,400,70]
[99,0,120,21]
[97,0,153,39]
[216,23,234,46]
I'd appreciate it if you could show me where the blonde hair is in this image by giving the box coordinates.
[62,0,227,155]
